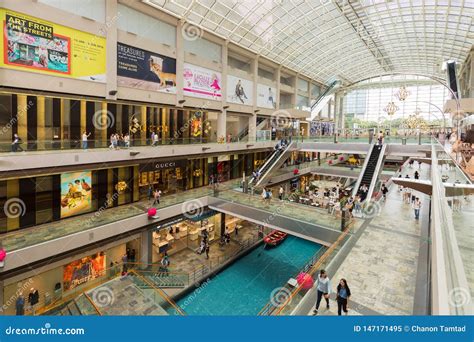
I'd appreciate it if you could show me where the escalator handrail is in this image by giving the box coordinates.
[249,148,282,185]
[352,143,375,197]
[254,141,295,187]
[365,144,387,200]
[310,80,340,111]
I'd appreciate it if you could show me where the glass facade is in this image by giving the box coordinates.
[0,91,218,152]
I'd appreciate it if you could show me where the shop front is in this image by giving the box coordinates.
[151,211,244,263]
[2,237,140,315]
[138,159,187,197]
[0,165,138,233]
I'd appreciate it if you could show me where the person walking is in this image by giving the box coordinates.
[336,278,351,316]
[11,134,23,152]
[377,130,384,145]
[205,243,210,259]
[153,189,161,206]
[381,183,388,201]
[82,131,91,150]
[413,197,421,220]
[153,131,159,146]
[147,185,153,201]
[414,171,420,180]
[279,186,284,201]
[313,269,331,315]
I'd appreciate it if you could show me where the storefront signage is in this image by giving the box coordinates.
[1,8,106,82]
[117,42,176,93]
[63,252,106,291]
[183,63,222,100]
[60,171,92,219]
[257,84,276,109]
[226,75,253,105]
[141,159,186,172]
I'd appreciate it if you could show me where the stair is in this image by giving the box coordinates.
[131,272,187,289]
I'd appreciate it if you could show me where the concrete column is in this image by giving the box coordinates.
[220,212,226,236]
[276,66,281,110]
[139,229,153,266]
[218,41,228,141]
[105,0,118,100]
[176,20,185,106]
[249,55,259,142]
[293,73,298,110]
[217,109,227,141]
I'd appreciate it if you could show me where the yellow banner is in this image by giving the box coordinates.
[0,8,106,82]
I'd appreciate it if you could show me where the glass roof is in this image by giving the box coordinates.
[144,0,474,84]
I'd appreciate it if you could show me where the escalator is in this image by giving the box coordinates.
[235,117,267,142]
[309,80,341,121]
[249,141,295,187]
[353,144,386,201]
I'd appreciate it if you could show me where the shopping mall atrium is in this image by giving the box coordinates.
[0,0,472,317]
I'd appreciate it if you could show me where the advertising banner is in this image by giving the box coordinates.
[0,8,106,82]
[183,63,222,100]
[63,252,106,291]
[257,83,276,109]
[117,42,176,93]
[60,171,92,218]
[226,75,253,105]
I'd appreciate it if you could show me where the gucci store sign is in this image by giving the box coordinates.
[141,160,186,171]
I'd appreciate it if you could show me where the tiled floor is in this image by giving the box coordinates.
[451,198,474,299]
[161,224,260,275]
[217,190,363,231]
[310,162,430,316]
[87,276,168,316]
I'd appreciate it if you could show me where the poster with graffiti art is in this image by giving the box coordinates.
[1,9,106,82]
[183,63,222,100]
[63,252,106,291]
[226,75,253,105]
[257,84,276,109]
